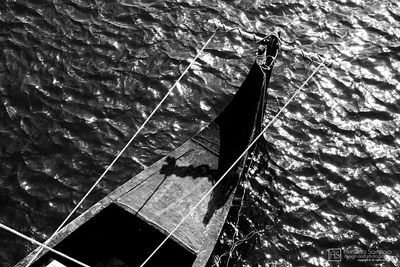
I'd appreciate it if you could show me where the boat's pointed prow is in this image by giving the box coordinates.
[16,34,280,267]
[203,34,280,223]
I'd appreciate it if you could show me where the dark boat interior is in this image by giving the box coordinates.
[32,204,196,267]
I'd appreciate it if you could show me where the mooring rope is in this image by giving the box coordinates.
[0,223,90,267]
[139,59,327,267]
[26,31,218,266]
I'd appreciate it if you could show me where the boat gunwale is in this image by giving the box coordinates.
[16,138,221,267]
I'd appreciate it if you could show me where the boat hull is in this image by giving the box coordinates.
[16,34,280,267]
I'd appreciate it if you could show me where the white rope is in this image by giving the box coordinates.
[26,31,218,266]
[139,59,327,267]
[0,223,90,267]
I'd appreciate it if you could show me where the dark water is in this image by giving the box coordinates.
[1,0,399,266]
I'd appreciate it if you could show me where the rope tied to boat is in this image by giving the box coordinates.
[10,24,327,266]
[12,26,280,267]
[139,58,327,267]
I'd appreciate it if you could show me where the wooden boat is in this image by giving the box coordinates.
[16,35,279,267]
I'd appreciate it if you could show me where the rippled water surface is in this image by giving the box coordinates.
[1,0,400,266]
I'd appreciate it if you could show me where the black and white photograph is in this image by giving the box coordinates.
[0,0,399,266]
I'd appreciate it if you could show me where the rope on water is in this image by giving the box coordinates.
[0,223,90,267]
[139,59,327,267]
[26,30,218,266]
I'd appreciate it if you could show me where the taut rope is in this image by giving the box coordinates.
[10,23,335,266]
